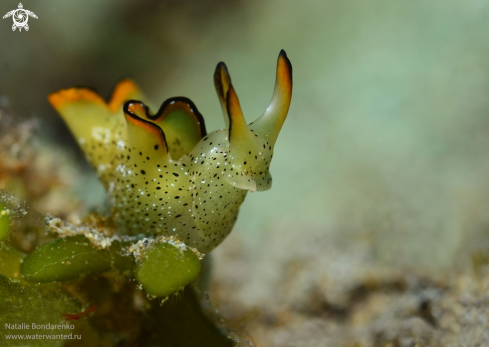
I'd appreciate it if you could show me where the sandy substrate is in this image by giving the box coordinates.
[209,229,489,347]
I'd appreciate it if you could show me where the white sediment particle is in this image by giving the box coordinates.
[44,216,134,249]
[0,192,27,218]
[127,235,203,263]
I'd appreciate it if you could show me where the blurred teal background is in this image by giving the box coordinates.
[2,0,489,271]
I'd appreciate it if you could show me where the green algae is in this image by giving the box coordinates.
[20,235,134,283]
[0,274,81,346]
[136,243,201,297]
[0,244,25,279]
[0,201,10,241]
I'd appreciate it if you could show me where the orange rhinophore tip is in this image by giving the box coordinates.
[214,62,232,128]
[227,86,250,138]
[249,49,293,146]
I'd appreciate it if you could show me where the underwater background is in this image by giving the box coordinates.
[2,0,489,346]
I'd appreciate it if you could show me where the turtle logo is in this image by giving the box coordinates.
[3,3,38,32]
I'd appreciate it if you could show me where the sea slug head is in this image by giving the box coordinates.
[214,50,292,192]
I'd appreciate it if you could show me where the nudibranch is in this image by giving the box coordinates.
[48,50,292,254]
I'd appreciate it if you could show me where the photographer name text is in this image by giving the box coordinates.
[4,323,75,330]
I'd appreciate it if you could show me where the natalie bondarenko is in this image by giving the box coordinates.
[4,323,75,330]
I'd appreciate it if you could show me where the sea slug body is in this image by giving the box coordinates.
[48,51,293,254]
